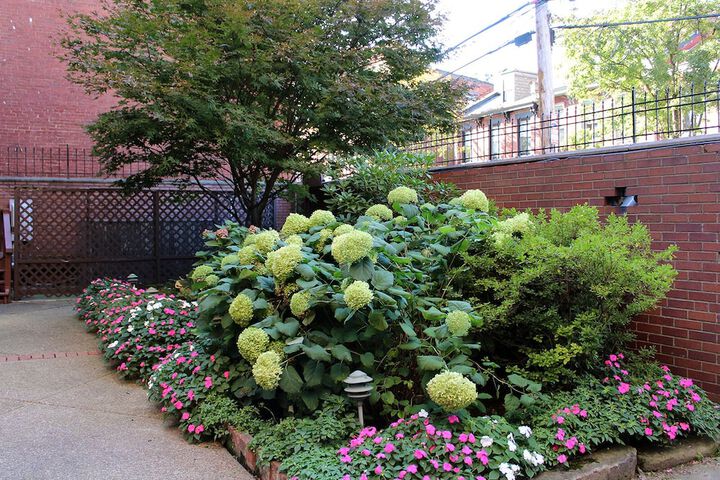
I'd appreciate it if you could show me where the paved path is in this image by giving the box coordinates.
[639,457,720,480]
[0,298,253,480]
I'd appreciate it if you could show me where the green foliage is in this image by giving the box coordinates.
[456,206,677,385]
[526,353,720,467]
[190,188,537,418]
[563,0,720,97]
[249,395,356,476]
[196,393,264,440]
[60,1,464,225]
[322,151,459,221]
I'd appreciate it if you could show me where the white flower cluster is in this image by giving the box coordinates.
[523,449,545,467]
[146,301,163,311]
[499,462,521,480]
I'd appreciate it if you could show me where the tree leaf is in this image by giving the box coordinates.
[279,365,303,394]
[368,311,388,331]
[302,343,331,362]
[330,344,352,363]
[371,269,394,290]
[349,257,374,281]
[417,355,445,371]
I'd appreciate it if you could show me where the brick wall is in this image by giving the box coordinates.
[433,139,720,398]
[0,0,112,148]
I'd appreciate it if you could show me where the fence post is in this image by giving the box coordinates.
[631,88,637,143]
[153,191,160,285]
[66,144,70,178]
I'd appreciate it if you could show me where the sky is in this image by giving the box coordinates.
[432,0,629,86]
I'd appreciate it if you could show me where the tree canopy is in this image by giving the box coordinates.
[61,0,464,225]
[562,0,720,98]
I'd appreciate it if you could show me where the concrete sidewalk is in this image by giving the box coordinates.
[0,299,253,480]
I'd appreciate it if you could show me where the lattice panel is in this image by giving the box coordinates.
[13,188,275,298]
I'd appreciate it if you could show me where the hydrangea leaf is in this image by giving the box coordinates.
[417,355,445,371]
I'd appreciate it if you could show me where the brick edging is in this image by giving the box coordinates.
[1,351,100,362]
[227,426,287,480]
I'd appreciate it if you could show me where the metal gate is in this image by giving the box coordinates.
[12,188,274,298]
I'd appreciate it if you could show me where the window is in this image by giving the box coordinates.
[489,119,501,160]
[461,126,473,162]
[517,113,531,156]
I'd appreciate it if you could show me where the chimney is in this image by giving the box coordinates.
[499,70,538,103]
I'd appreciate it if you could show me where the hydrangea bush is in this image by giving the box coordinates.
[190,188,523,417]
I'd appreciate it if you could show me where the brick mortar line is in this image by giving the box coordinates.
[1,351,101,362]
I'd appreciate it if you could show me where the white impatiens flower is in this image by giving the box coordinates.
[523,449,545,467]
[480,436,494,447]
[418,409,428,418]
[499,462,521,480]
[127,325,134,333]
[507,432,517,452]
[108,341,118,349]
[518,425,532,438]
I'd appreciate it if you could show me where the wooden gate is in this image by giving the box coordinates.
[12,188,274,298]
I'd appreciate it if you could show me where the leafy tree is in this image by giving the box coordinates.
[61,0,464,225]
[563,0,720,97]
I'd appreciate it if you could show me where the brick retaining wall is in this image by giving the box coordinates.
[433,138,720,398]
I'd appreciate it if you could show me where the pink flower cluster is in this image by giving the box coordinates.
[549,404,589,464]
[604,354,703,441]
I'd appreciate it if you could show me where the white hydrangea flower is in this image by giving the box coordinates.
[480,436,494,447]
[507,432,517,452]
[518,425,532,438]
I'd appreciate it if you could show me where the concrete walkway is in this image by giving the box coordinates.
[639,457,720,480]
[0,299,253,480]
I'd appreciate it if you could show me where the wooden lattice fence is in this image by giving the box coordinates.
[12,188,274,298]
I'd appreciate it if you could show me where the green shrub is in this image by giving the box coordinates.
[455,205,676,385]
[321,150,459,221]
[189,188,531,418]
[196,393,264,440]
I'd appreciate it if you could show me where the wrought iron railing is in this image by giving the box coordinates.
[405,82,720,167]
[0,145,147,178]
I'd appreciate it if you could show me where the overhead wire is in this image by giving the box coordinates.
[554,12,720,29]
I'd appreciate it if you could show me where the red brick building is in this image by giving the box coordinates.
[0,0,115,149]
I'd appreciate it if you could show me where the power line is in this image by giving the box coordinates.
[442,2,532,56]
[438,32,534,80]
[555,12,720,29]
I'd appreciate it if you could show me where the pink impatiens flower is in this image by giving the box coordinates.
[557,454,568,464]
[618,382,631,394]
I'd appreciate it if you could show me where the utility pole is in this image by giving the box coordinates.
[535,0,554,153]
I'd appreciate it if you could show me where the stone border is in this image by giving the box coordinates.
[637,437,719,472]
[227,426,287,480]
[535,447,637,480]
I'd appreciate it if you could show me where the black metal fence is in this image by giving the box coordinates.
[1,145,149,178]
[406,82,720,167]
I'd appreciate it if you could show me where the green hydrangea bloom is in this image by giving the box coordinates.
[333,224,354,236]
[269,340,286,359]
[290,291,311,317]
[281,213,311,237]
[344,281,374,310]
[331,230,373,265]
[365,204,393,221]
[237,246,257,265]
[236,327,270,363]
[265,244,303,281]
[205,274,220,287]
[491,231,512,246]
[309,209,336,227]
[252,351,283,390]
[394,216,408,226]
[285,234,304,246]
[221,254,239,268]
[388,186,418,204]
[457,189,489,212]
[427,371,477,411]
[495,212,532,235]
[254,230,280,253]
[229,293,254,326]
[190,265,213,282]
[445,310,471,337]
[243,234,257,247]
